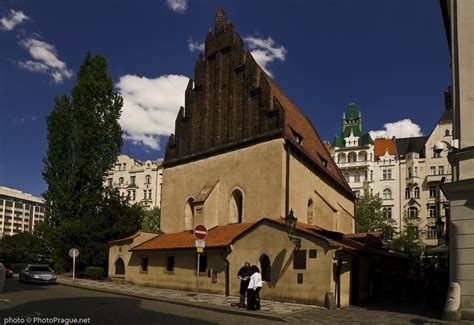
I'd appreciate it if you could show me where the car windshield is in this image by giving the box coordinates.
[29,266,53,272]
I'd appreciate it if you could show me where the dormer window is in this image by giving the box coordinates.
[319,154,328,168]
[291,128,303,145]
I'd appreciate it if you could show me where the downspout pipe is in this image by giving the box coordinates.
[220,245,233,296]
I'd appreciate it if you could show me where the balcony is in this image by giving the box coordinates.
[405,175,420,186]
[337,160,371,169]
[426,174,445,183]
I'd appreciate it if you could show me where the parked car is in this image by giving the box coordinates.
[19,265,57,284]
[5,268,14,278]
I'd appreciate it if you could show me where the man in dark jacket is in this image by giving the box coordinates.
[237,262,252,308]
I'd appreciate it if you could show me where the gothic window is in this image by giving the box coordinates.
[230,190,243,223]
[184,198,194,230]
[115,258,125,275]
[260,254,271,282]
[307,199,314,224]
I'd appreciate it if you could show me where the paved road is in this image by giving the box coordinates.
[0,278,461,324]
[0,279,272,325]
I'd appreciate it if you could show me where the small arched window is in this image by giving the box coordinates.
[307,199,314,224]
[119,177,124,185]
[184,198,194,230]
[230,190,243,223]
[383,188,392,200]
[145,175,151,185]
[414,187,420,199]
[260,254,271,282]
[445,129,450,136]
[405,187,411,199]
[115,258,125,275]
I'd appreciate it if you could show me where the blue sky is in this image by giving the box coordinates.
[0,0,451,196]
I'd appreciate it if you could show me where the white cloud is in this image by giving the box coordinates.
[116,74,190,150]
[167,0,187,13]
[18,38,73,84]
[244,35,287,77]
[369,119,422,139]
[187,37,204,52]
[0,9,29,31]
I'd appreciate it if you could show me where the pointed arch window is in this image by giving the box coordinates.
[230,190,243,223]
[184,198,194,230]
[307,199,314,224]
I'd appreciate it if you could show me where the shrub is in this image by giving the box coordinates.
[82,266,104,280]
[8,263,27,273]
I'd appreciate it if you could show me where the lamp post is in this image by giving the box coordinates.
[284,209,301,248]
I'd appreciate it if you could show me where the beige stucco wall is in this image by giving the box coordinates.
[288,154,355,233]
[161,139,286,233]
[126,250,226,294]
[108,232,159,278]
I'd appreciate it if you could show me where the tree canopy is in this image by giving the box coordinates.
[355,192,395,237]
[42,53,142,270]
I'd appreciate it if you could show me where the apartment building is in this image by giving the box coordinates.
[331,103,452,247]
[0,186,46,238]
[104,154,163,209]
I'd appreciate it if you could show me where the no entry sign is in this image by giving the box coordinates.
[193,224,208,240]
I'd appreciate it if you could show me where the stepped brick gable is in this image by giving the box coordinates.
[164,9,349,194]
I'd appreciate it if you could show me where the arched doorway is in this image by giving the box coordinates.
[115,258,125,275]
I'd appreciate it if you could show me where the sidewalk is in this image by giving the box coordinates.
[57,276,319,321]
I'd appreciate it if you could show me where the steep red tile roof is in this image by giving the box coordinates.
[374,138,396,159]
[133,222,256,251]
[265,76,352,197]
[325,143,333,151]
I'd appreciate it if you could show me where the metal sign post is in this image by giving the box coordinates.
[69,248,80,282]
[193,225,207,300]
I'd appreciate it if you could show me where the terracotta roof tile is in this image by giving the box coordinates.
[132,222,256,251]
[374,138,396,159]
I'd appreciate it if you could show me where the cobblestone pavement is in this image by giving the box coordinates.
[57,276,317,317]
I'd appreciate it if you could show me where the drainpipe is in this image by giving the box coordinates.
[220,245,233,296]
[285,141,291,216]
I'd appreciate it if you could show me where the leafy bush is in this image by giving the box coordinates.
[82,266,104,280]
[8,263,27,273]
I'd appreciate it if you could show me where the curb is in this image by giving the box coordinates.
[58,281,285,322]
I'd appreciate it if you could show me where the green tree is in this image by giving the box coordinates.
[390,210,425,256]
[355,192,396,237]
[42,52,140,270]
[0,232,50,264]
[141,207,161,233]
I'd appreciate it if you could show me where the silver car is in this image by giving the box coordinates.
[19,265,57,284]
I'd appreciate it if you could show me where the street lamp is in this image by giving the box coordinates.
[284,209,301,247]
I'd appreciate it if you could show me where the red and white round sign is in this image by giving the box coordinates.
[193,224,208,240]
